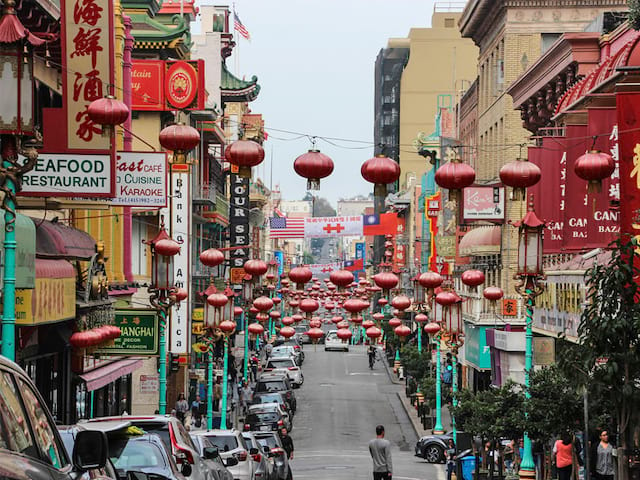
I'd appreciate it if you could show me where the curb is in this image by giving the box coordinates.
[381,350,403,385]
[396,391,423,439]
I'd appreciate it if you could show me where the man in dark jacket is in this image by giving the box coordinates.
[280,428,294,460]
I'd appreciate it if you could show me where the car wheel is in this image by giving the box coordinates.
[423,444,444,463]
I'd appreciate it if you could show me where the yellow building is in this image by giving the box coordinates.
[395,5,478,190]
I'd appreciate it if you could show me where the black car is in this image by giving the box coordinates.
[244,408,286,433]
[0,356,111,480]
[415,434,453,463]
[251,392,293,419]
[254,375,296,412]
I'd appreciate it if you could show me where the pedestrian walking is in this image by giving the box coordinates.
[213,378,222,412]
[265,341,273,359]
[368,424,393,480]
[446,439,456,480]
[368,345,377,369]
[250,355,259,381]
[191,395,202,428]
[175,393,189,424]
[553,432,575,480]
[241,380,253,415]
[594,430,615,480]
[280,427,294,460]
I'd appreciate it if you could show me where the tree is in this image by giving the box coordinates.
[578,239,640,480]
[400,345,432,380]
[630,0,640,30]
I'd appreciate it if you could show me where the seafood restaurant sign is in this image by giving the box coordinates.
[19,152,167,206]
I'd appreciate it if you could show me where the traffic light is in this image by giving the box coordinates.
[170,354,180,372]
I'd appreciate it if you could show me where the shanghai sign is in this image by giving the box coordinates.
[96,310,158,355]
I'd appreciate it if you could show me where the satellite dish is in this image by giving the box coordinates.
[249,208,264,226]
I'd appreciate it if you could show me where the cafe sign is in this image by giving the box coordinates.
[95,309,158,355]
[112,152,167,207]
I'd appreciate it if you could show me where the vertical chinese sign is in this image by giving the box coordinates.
[166,164,191,354]
[62,0,114,151]
[616,92,640,244]
[229,173,250,282]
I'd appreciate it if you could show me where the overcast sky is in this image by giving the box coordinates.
[225,0,438,207]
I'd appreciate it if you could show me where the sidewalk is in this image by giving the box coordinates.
[381,350,453,438]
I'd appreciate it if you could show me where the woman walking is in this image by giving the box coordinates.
[553,432,574,480]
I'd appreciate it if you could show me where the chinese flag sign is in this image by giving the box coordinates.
[62,0,114,150]
[502,299,517,317]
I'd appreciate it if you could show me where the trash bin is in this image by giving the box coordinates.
[460,456,476,480]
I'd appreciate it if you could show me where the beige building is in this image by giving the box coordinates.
[394,5,478,190]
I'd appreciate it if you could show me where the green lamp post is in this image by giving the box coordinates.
[146,222,180,415]
[218,318,236,430]
[513,196,545,480]
[241,274,255,382]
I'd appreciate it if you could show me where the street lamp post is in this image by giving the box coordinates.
[242,274,255,382]
[145,222,181,414]
[218,316,236,430]
[513,196,545,480]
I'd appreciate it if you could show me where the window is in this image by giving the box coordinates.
[444,18,455,28]
[18,378,66,469]
[541,33,562,54]
[0,372,37,457]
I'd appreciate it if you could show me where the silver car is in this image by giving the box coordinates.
[252,432,292,480]
[263,357,303,387]
[192,429,255,480]
[242,432,275,480]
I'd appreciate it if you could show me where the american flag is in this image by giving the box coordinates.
[233,11,251,41]
[269,217,305,238]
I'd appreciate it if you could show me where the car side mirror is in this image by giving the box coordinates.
[73,430,108,471]
[203,446,219,460]
[262,446,271,454]
[224,457,239,467]
[181,462,193,477]
[249,447,259,455]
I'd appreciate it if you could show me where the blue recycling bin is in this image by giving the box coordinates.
[460,456,476,480]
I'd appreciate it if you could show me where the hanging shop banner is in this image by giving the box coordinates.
[274,251,284,277]
[19,153,113,197]
[62,0,114,151]
[161,164,191,354]
[616,92,640,242]
[95,310,158,355]
[304,216,363,238]
[462,185,505,222]
[112,152,168,207]
[229,174,250,270]
[305,262,342,276]
[131,60,165,111]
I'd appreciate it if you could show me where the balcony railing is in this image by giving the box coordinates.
[193,183,217,207]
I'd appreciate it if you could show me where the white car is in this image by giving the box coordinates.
[270,345,302,365]
[193,429,255,480]
[324,329,349,352]
[263,356,303,387]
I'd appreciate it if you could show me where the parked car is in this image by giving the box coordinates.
[192,430,254,480]
[274,337,306,356]
[324,329,349,352]
[241,432,275,480]
[263,357,303,387]
[293,325,309,344]
[415,434,453,463]
[0,356,111,480]
[88,415,211,480]
[252,432,292,480]
[254,374,296,413]
[244,403,291,433]
[270,345,303,365]
[190,434,234,480]
[58,424,119,480]
[251,392,293,419]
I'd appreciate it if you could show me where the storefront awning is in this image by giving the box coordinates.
[79,358,143,392]
[33,219,96,260]
[459,226,501,257]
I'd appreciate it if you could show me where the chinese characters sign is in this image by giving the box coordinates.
[616,93,640,243]
[462,186,505,222]
[63,0,113,150]
[304,216,363,238]
[95,310,158,355]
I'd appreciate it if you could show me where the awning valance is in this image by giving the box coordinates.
[79,358,143,392]
[33,218,96,260]
[459,226,501,257]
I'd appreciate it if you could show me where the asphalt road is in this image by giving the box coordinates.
[289,344,445,480]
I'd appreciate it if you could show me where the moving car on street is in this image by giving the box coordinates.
[324,329,349,352]
[263,357,303,387]
[415,433,453,463]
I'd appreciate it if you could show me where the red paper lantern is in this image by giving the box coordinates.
[331,316,343,324]
[159,122,200,164]
[378,298,388,307]
[292,314,304,323]
[234,307,244,317]
[280,326,296,338]
[435,291,457,307]
[249,307,259,315]
[87,95,129,137]
[483,286,504,302]
[248,323,264,335]
[299,298,320,314]
[173,288,188,302]
[200,248,224,267]
[309,319,322,328]
[155,237,181,257]
[337,321,350,329]
[361,155,401,197]
[289,267,313,289]
[343,298,367,314]
[306,327,324,341]
[391,295,411,311]
[244,259,268,277]
[461,270,485,290]
[434,157,475,203]
[574,150,615,194]
[269,311,281,319]
[373,272,399,291]
[207,293,228,307]
[329,269,354,288]
[256,313,269,322]
[366,326,382,339]
[70,332,89,348]
[336,328,352,341]
[388,317,402,328]
[362,320,375,329]
[418,271,443,290]
[225,139,265,178]
[372,312,385,322]
[294,149,334,190]
[499,158,542,200]
[350,316,363,325]
[281,316,295,326]
[272,297,282,305]
[253,296,274,312]
[415,313,429,324]
[394,324,411,338]
[424,322,441,335]
[219,320,236,335]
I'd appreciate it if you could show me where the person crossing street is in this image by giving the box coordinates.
[369,424,393,480]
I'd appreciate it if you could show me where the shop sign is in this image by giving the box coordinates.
[95,309,158,355]
[63,0,114,151]
[435,235,456,258]
[274,251,284,277]
[533,337,555,366]
[20,153,113,197]
[616,93,640,243]
[166,61,198,110]
[0,214,36,289]
[163,164,191,354]
[230,267,246,285]
[131,60,164,111]
[15,277,76,325]
[229,174,250,269]
[502,298,518,316]
[304,216,363,238]
[139,374,159,394]
[112,152,167,207]
[494,330,525,352]
[462,186,505,222]
[464,325,491,370]
[192,308,204,322]
[192,321,204,335]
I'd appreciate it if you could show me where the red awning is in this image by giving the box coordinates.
[33,218,96,260]
[36,258,75,278]
[459,226,501,257]
[79,359,143,392]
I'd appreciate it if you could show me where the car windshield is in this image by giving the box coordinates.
[202,434,239,452]
[247,412,279,423]
[256,381,286,392]
[241,434,256,448]
[272,347,293,355]
[268,359,294,369]
[108,437,167,470]
[254,435,280,450]
[255,394,283,404]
